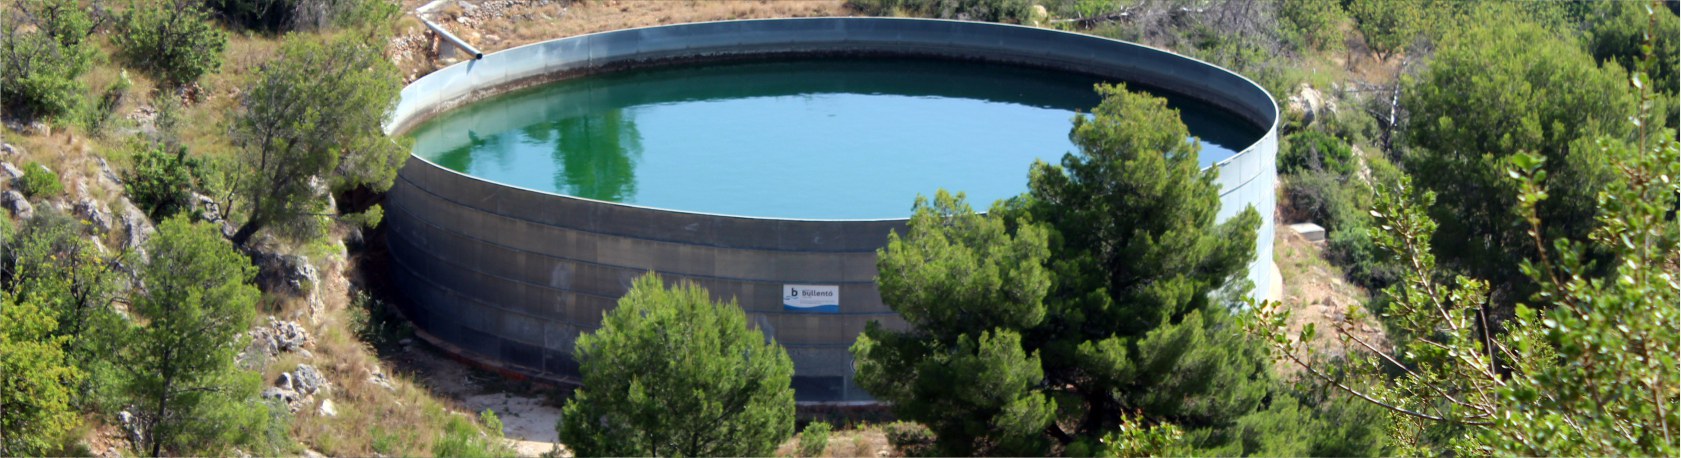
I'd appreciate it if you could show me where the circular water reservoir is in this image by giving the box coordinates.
[383,18,1279,402]
[407,58,1262,219]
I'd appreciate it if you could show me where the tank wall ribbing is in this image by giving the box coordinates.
[385,18,1278,402]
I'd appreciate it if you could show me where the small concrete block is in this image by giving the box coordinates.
[1288,222,1326,242]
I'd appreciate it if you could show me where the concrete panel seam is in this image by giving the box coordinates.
[387,193,879,285]
[390,249,610,327]
[389,230,903,318]
[394,173,888,254]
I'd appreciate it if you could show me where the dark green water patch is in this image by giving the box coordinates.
[408,58,1263,219]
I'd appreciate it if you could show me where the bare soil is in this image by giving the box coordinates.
[1272,222,1391,374]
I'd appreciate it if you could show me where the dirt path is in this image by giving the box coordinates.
[463,393,567,456]
[1272,222,1390,366]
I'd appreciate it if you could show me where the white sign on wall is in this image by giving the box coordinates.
[783,284,839,313]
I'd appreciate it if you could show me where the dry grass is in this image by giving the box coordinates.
[1271,223,1390,376]
[174,33,287,161]
[395,1,851,76]
[279,259,501,456]
[470,0,851,50]
[775,424,896,458]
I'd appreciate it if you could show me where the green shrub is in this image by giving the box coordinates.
[1280,172,1349,229]
[0,0,99,119]
[1347,0,1425,58]
[799,422,831,457]
[123,143,208,221]
[206,0,399,32]
[1280,130,1355,176]
[1283,152,1407,290]
[430,410,512,457]
[1325,218,1401,289]
[20,162,63,198]
[369,427,414,456]
[1320,108,1380,151]
[556,274,796,457]
[86,71,134,135]
[222,397,295,457]
[115,0,227,86]
[348,290,408,346]
[1279,0,1348,52]
[1586,0,1679,128]
[882,421,934,457]
[848,0,1035,24]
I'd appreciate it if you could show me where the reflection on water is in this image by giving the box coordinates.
[408,58,1263,219]
[537,112,642,202]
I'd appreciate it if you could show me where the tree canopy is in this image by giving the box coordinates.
[1250,15,1680,453]
[114,0,227,86]
[854,84,1383,456]
[126,216,266,456]
[0,0,99,119]
[1403,16,1636,299]
[0,293,81,457]
[228,32,408,245]
[1250,124,1679,455]
[557,274,796,457]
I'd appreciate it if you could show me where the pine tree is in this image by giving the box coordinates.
[557,274,796,457]
[228,32,407,245]
[853,84,1374,455]
[126,216,263,456]
[1403,14,1636,300]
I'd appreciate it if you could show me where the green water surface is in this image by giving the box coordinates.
[408,58,1262,219]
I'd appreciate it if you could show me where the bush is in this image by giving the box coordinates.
[1280,130,1355,176]
[799,422,831,457]
[124,143,208,221]
[114,0,227,86]
[1347,0,1424,58]
[206,0,399,32]
[557,274,796,457]
[430,410,512,457]
[0,0,99,119]
[86,71,133,135]
[1325,218,1401,289]
[882,421,934,457]
[1280,172,1350,228]
[848,0,1035,23]
[1404,15,1635,295]
[347,290,408,346]
[1320,108,1380,151]
[1585,0,1679,129]
[1279,0,1348,52]
[0,294,82,457]
[1281,151,1407,290]
[20,162,64,198]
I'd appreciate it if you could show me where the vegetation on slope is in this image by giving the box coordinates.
[3,1,1676,456]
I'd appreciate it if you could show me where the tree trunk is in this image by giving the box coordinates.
[230,218,262,246]
[150,347,176,458]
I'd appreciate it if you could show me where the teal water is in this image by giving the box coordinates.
[408,58,1262,219]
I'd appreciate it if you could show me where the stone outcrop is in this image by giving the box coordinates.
[248,317,312,358]
[2,190,32,220]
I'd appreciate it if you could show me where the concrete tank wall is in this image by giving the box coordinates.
[384,17,1279,403]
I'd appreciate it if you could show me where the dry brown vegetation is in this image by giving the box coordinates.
[463,0,850,51]
[1270,222,1390,376]
[392,0,852,78]
[774,424,895,458]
